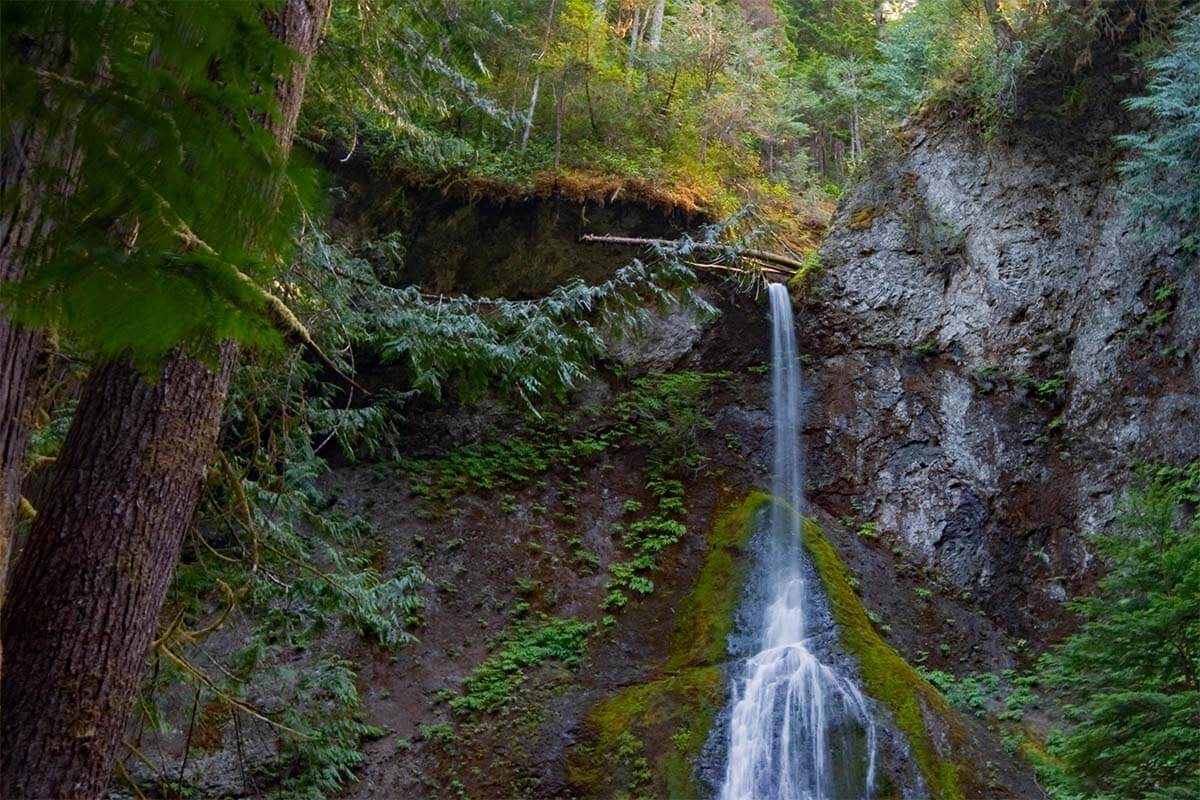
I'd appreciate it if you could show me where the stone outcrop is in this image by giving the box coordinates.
[804,111,1198,641]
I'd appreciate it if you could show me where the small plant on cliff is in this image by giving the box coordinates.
[1038,463,1200,800]
[451,615,594,717]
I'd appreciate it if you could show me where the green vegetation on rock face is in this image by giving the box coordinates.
[669,491,772,671]
[451,615,594,717]
[799,517,969,800]
[1117,11,1200,252]
[571,491,769,799]
[1035,464,1200,800]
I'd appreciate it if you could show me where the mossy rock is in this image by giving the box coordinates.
[571,493,976,800]
[569,491,768,799]
[849,205,883,230]
[801,517,971,800]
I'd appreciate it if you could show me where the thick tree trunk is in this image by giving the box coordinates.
[0,347,237,799]
[0,1,328,796]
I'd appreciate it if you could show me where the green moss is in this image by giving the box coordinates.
[800,518,968,800]
[572,667,723,799]
[668,491,770,670]
[787,250,824,290]
[570,491,769,798]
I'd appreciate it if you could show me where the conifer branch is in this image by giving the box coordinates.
[156,645,313,739]
[106,147,368,394]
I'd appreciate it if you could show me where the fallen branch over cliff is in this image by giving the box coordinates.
[579,233,801,277]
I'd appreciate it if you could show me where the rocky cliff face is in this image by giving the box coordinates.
[804,110,1198,644]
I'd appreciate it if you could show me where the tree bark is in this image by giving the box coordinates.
[0,347,236,799]
[648,0,666,50]
[981,0,1015,46]
[627,8,642,74]
[521,69,541,149]
[0,6,94,651]
[0,1,329,796]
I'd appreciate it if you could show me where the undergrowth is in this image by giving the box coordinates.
[450,615,594,717]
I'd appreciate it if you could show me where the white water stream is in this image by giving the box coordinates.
[718,283,877,800]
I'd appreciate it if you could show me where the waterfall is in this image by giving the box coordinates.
[718,283,877,800]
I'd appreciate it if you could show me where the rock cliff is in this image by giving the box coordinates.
[805,108,1198,644]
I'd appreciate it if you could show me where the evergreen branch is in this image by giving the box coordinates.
[104,146,368,394]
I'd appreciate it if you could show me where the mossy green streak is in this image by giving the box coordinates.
[800,517,968,800]
[570,491,769,799]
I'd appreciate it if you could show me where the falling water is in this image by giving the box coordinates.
[718,282,877,800]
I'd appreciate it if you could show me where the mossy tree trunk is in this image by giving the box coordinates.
[0,1,329,796]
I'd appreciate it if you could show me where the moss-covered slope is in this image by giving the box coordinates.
[801,517,972,800]
[569,491,769,799]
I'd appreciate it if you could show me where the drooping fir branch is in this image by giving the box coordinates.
[107,150,368,394]
[297,225,717,408]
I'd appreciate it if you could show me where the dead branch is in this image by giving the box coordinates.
[579,233,804,274]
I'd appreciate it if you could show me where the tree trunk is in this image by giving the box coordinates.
[0,1,328,796]
[627,8,642,73]
[0,347,236,799]
[981,0,1015,46]
[0,6,95,647]
[521,70,541,149]
[648,0,666,50]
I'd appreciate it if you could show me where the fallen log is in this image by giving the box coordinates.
[579,233,803,274]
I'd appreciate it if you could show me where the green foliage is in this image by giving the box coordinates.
[0,1,310,368]
[136,313,430,796]
[921,669,1000,715]
[265,658,385,800]
[301,226,715,407]
[1117,11,1200,251]
[919,668,1039,721]
[404,432,610,503]
[305,0,825,212]
[1038,463,1200,800]
[450,615,594,716]
[572,496,767,798]
[610,371,730,476]
[800,516,968,799]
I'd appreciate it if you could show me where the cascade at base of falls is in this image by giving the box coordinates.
[718,283,878,800]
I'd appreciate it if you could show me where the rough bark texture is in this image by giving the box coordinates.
[0,348,237,799]
[0,22,87,654]
[0,0,328,795]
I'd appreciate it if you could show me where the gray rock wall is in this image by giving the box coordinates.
[804,118,1198,640]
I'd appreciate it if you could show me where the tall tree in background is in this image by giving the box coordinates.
[0,1,330,796]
